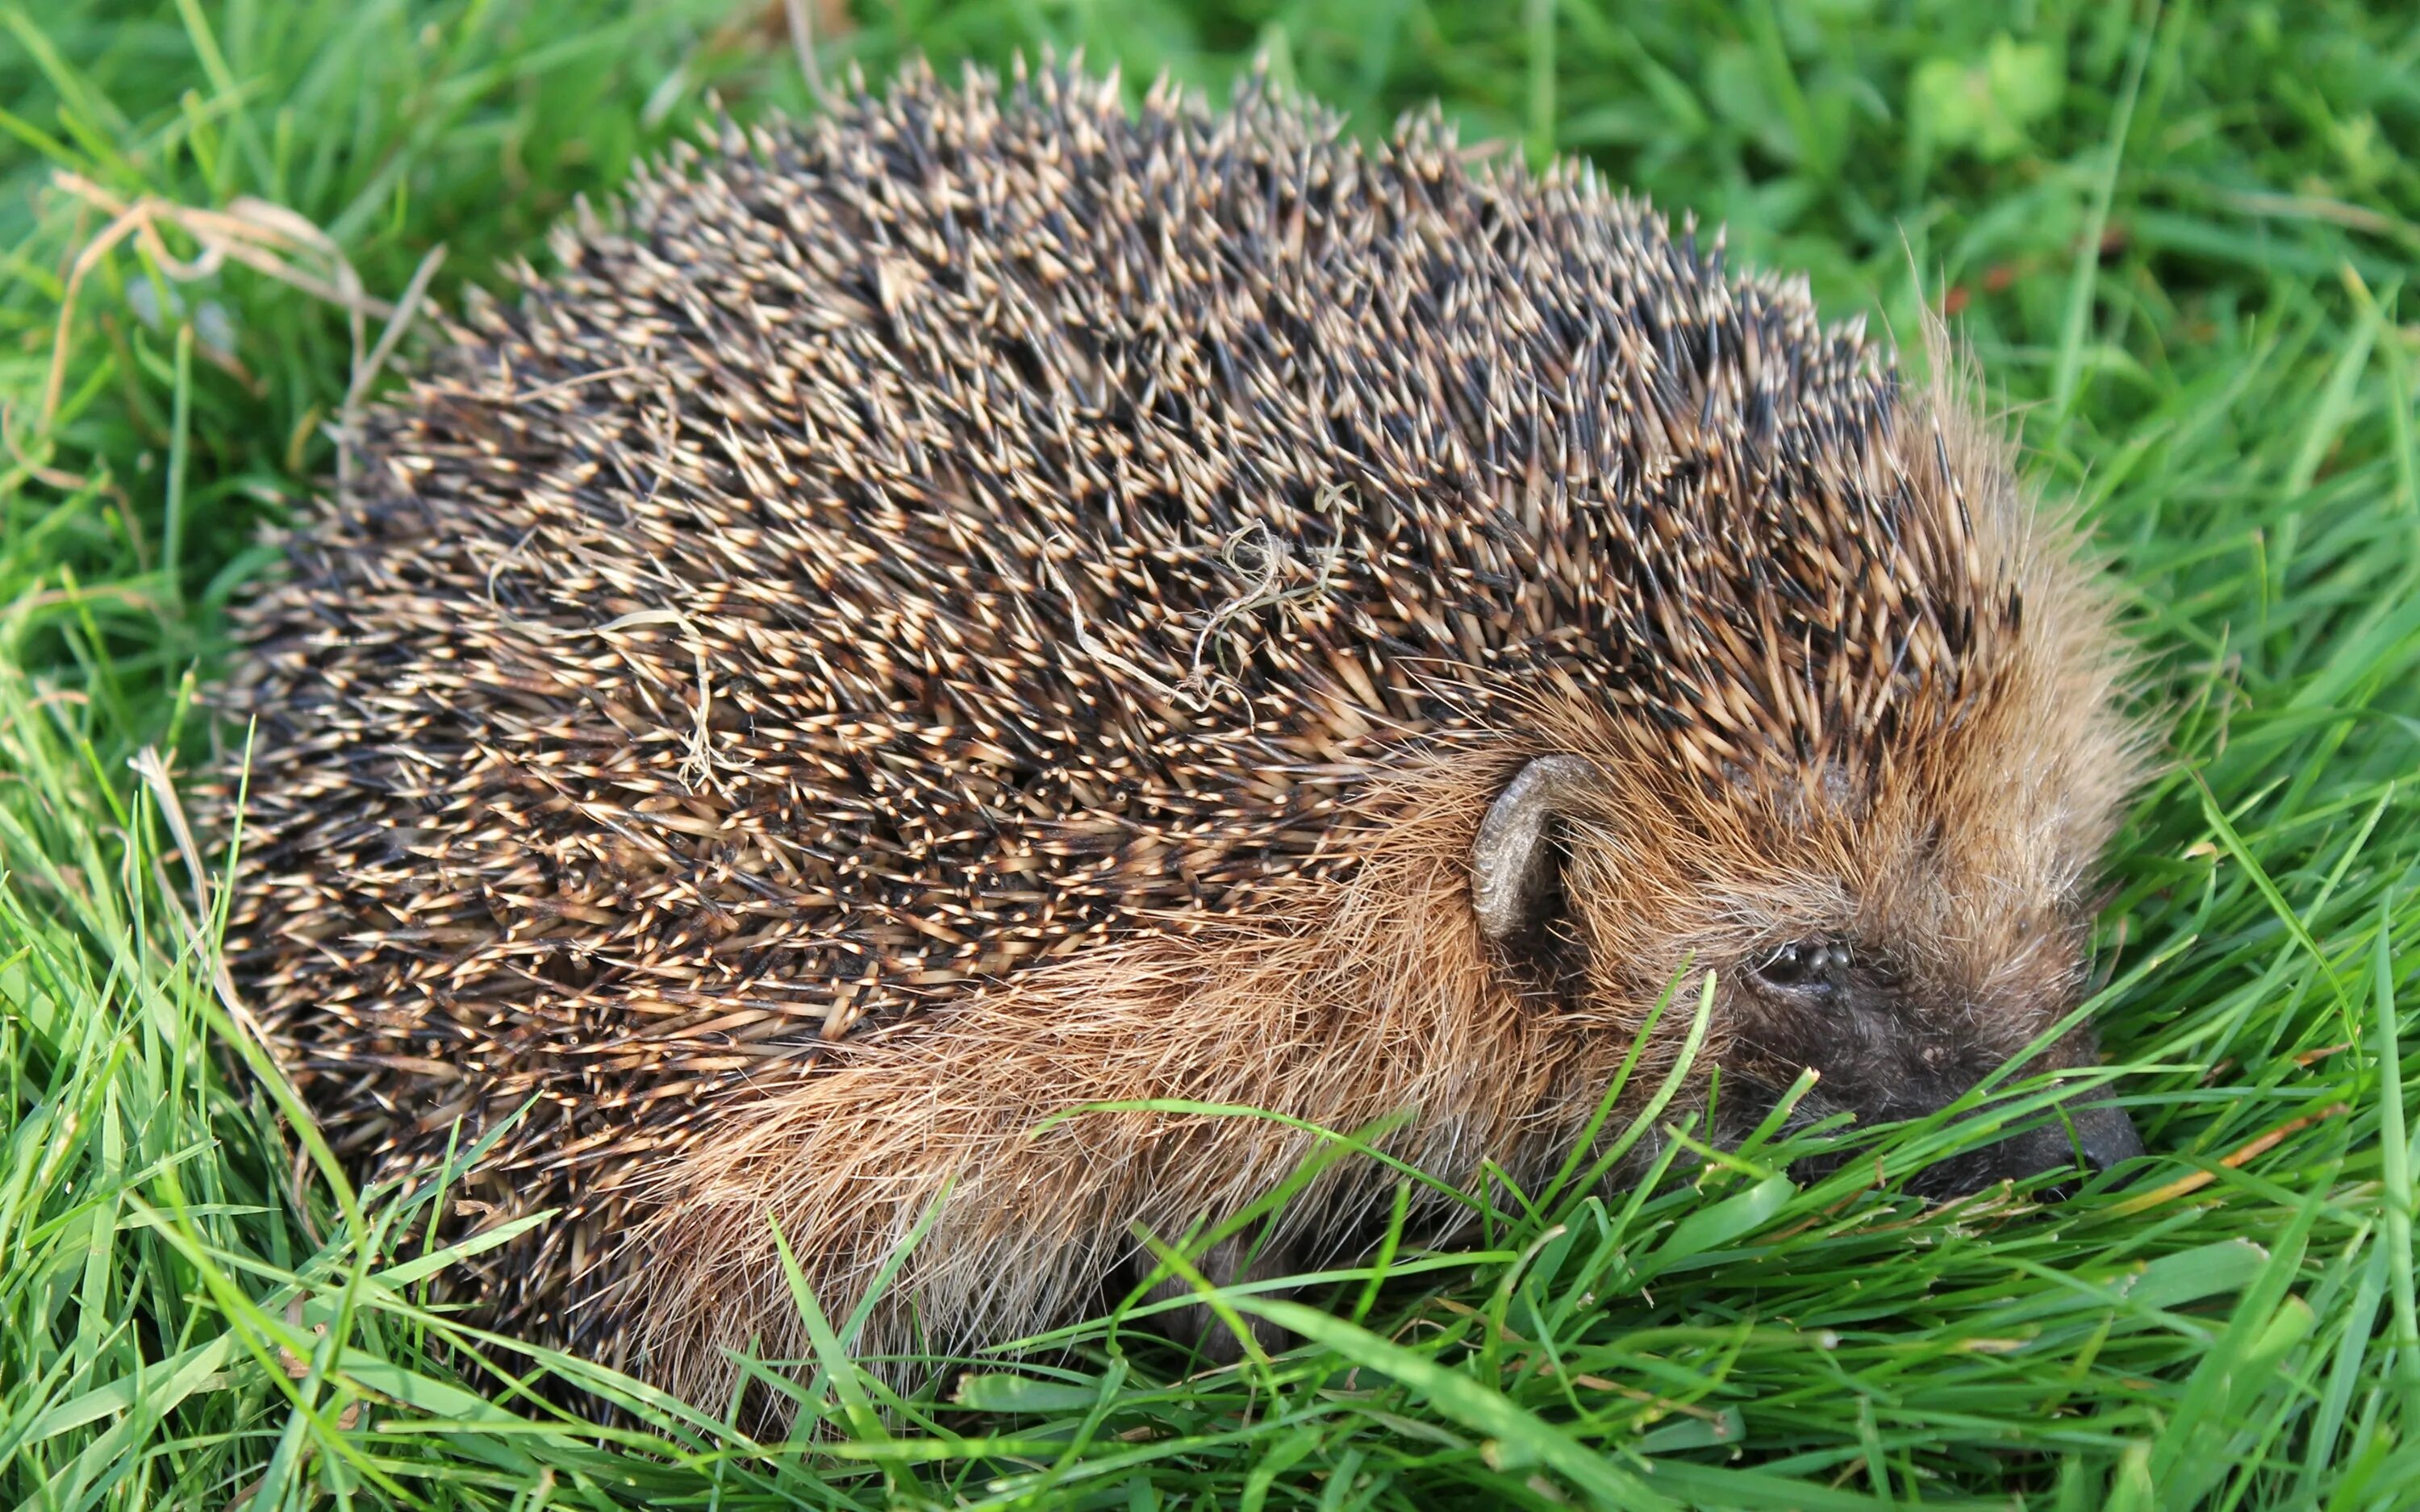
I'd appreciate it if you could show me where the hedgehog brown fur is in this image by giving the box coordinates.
[221,59,2144,1404]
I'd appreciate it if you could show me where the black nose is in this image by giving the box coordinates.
[2073,1102,2145,1173]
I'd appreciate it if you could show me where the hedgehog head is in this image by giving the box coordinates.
[1471,384,2143,1190]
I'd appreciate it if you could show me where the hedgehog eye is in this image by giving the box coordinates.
[1755,943,1809,986]
[1753,940,1847,993]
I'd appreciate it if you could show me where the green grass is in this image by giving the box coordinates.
[4,0,2418,1506]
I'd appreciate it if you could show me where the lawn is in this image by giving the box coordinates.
[4,0,2418,1507]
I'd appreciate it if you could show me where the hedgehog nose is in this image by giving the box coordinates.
[2073,1102,2145,1173]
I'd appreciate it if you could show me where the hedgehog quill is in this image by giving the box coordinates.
[222,60,2146,1403]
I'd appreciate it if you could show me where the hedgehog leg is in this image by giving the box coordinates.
[1140,1231,1296,1366]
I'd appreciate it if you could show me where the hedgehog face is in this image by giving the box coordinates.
[1709,911,2141,1197]
[1475,744,2142,1196]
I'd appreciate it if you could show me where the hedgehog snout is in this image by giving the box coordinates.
[1947,1087,2145,1198]
[2069,1100,2148,1172]
[1967,1024,2146,1189]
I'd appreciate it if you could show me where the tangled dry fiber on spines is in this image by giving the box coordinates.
[221,58,2134,1404]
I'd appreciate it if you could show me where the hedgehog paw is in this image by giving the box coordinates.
[1142,1233,1295,1367]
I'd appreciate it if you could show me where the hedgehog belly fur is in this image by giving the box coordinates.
[223,60,2137,1402]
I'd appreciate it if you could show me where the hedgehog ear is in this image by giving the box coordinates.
[1471,755,1600,941]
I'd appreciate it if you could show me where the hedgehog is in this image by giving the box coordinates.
[219,59,2146,1405]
